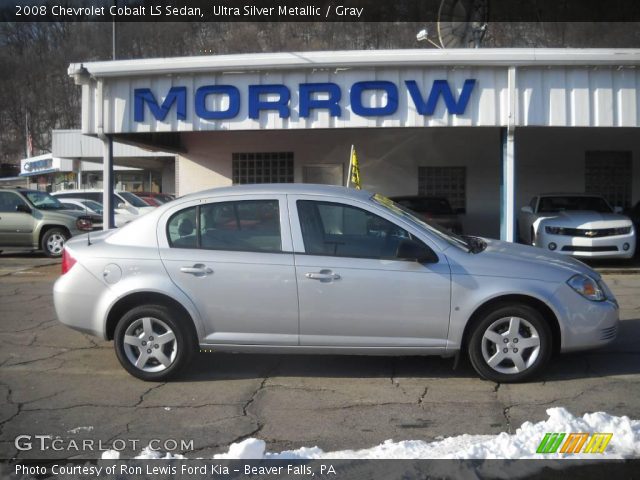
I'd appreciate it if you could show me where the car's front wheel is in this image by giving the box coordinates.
[467,304,552,383]
[41,228,68,257]
[114,305,195,381]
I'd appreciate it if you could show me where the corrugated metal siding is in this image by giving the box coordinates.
[52,130,173,158]
[517,66,640,127]
[85,65,640,134]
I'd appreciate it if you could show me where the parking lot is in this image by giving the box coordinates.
[0,254,639,460]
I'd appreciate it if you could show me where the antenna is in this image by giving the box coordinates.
[437,0,488,48]
[83,199,92,246]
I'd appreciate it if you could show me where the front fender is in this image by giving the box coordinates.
[447,275,565,351]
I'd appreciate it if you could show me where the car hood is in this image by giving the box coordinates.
[540,211,632,228]
[446,237,598,282]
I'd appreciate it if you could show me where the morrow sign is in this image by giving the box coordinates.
[133,79,477,122]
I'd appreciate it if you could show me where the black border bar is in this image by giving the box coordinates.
[3,0,640,22]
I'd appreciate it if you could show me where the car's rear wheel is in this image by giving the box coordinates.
[41,228,68,257]
[114,305,195,381]
[468,304,552,383]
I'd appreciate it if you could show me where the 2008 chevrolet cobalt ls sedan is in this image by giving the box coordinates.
[53,185,619,383]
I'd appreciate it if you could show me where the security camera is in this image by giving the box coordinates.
[416,29,429,42]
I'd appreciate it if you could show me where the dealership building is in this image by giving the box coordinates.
[68,49,640,236]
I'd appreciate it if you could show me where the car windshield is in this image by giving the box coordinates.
[155,194,174,204]
[372,194,470,251]
[394,197,453,215]
[538,196,612,213]
[23,191,66,210]
[81,200,103,214]
[118,191,150,208]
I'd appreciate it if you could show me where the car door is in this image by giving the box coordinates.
[0,191,34,246]
[158,195,299,346]
[288,195,451,348]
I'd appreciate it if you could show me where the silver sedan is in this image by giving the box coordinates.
[53,185,619,383]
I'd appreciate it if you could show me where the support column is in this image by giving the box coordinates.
[101,135,115,229]
[500,128,516,241]
[76,160,82,189]
[500,65,517,242]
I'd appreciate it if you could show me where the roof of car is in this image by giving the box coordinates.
[538,192,605,197]
[179,184,374,201]
[390,195,448,201]
[52,189,128,194]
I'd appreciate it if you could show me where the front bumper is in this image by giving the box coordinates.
[537,231,636,259]
[552,282,620,352]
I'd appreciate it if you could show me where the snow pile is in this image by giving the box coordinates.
[102,407,640,460]
[67,426,94,434]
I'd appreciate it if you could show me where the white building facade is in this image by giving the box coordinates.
[69,49,640,236]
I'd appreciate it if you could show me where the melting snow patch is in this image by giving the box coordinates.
[67,426,94,434]
[102,407,640,460]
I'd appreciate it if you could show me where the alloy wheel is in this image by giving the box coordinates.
[122,317,177,372]
[480,316,541,375]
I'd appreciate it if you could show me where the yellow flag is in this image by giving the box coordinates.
[350,147,361,189]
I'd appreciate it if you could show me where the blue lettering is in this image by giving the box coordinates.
[299,83,341,117]
[195,85,240,120]
[248,85,290,119]
[131,79,477,123]
[134,87,187,122]
[405,79,476,116]
[350,81,398,117]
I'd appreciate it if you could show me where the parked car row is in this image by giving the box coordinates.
[0,188,174,257]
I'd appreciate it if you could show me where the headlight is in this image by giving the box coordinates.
[567,274,605,302]
[75,217,93,231]
[545,226,565,235]
[613,226,631,235]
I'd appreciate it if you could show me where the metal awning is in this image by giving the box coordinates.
[19,168,60,177]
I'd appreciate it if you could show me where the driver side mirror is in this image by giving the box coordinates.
[396,238,438,263]
[16,204,32,214]
[117,202,126,209]
[521,206,533,214]
[613,206,623,214]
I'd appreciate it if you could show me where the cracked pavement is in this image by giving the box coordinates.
[1,259,639,459]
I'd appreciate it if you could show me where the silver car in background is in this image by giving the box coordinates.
[53,185,619,383]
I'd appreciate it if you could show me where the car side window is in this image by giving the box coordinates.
[167,207,198,249]
[62,203,83,211]
[200,200,281,252]
[297,200,426,260]
[0,192,26,212]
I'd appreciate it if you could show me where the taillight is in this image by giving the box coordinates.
[61,248,77,275]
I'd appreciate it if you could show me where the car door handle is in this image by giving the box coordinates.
[305,270,341,281]
[180,264,213,276]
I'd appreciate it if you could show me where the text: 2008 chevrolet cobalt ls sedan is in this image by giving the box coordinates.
[54,185,619,383]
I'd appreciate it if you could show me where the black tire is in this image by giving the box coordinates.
[114,304,196,381]
[41,228,69,257]
[467,304,552,383]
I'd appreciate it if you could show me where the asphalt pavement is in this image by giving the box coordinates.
[0,255,639,459]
